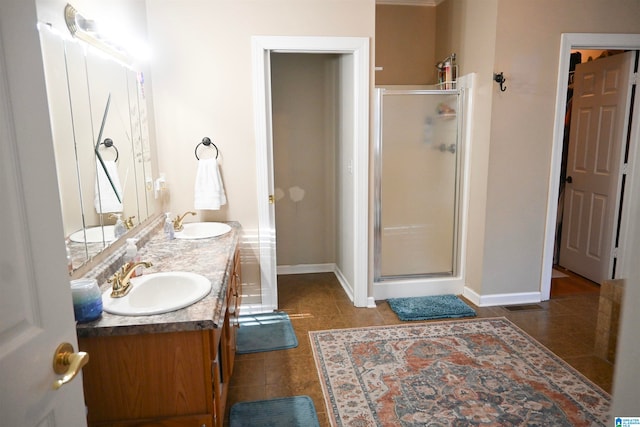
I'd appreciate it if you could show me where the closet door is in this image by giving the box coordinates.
[559,51,634,283]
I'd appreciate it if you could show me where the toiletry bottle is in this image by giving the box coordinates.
[124,238,142,277]
[164,212,175,240]
[114,213,126,238]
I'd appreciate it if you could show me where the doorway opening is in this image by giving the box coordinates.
[552,49,637,297]
[252,36,371,312]
[270,52,341,277]
[543,34,640,301]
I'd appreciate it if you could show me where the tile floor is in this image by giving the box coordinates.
[225,270,613,426]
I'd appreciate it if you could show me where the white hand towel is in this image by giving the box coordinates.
[194,158,227,210]
[94,160,123,213]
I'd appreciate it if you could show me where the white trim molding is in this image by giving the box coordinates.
[252,36,370,311]
[277,263,336,275]
[463,287,541,308]
[376,0,443,6]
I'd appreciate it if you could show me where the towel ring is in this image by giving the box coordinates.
[194,137,219,160]
[100,138,119,162]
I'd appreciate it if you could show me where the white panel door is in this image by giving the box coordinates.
[0,1,87,425]
[559,51,635,283]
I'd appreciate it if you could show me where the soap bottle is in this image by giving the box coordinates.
[164,212,175,240]
[114,213,126,238]
[124,238,142,277]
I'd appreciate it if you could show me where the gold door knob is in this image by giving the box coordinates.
[52,342,89,390]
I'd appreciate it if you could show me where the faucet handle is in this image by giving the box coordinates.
[173,211,196,231]
[124,216,136,230]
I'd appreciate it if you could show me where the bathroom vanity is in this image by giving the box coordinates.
[76,221,241,427]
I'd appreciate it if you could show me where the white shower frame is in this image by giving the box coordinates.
[373,74,476,300]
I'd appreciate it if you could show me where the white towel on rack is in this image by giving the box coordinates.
[194,158,227,210]
[94,160,123,213]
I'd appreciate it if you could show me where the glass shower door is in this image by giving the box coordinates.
[375,88,461,279]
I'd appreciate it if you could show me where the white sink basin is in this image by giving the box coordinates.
[175,222,231,239]
[102,271,212,316]
[69,225,116,243]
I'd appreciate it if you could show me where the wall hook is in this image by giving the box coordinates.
[494,72,507,92]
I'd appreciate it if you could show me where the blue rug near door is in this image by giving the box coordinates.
[230,396,320,427]
[236,312,298,354]
[387,294,476,321]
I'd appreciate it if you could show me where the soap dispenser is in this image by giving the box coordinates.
[164,212,175,240]
[124,238,142,277]
[114,213,126,238]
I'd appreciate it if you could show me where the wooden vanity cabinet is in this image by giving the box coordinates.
[78,251,241,427]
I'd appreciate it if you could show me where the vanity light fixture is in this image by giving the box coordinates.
[64,3,136,66]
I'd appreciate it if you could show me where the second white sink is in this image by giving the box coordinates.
[175,222,231,239]
[69,225,116,243]
[102,271,212,316]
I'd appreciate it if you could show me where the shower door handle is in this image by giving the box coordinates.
[438,143,456,154]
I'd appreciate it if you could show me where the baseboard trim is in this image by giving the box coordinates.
[277,263,335,275]
[463,287,541,307]
[373,277,464,301]
[237,303,274,316]
[334,266,355,303]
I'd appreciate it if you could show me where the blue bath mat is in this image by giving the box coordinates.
[387,294,476,321]
[230,395,320,427]
[236,312,298,354]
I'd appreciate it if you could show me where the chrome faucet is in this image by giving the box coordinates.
[107,261,152,298]
[173,211,196,231]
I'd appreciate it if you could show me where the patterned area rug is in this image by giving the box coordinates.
[309,318,610,426]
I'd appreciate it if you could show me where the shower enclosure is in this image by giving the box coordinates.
[374,87,464,282]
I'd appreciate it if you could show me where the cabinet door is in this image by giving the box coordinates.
[210,328,223,427]
[79,331,214,424]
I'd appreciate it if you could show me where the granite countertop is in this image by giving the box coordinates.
[76,221,241,338]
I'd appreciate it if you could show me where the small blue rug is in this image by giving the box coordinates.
[236,312,298,354]
[230,395,320,427]
[387,294,476,321]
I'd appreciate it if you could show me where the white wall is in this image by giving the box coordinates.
[436,0,640,304]
[145,0,375,305]
[483,0,640,298]
[436,0,498,297]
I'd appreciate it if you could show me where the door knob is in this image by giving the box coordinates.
[52,342,89,390]
[565,176,573,183]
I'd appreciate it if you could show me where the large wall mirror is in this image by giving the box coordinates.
[38,6,157,272]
